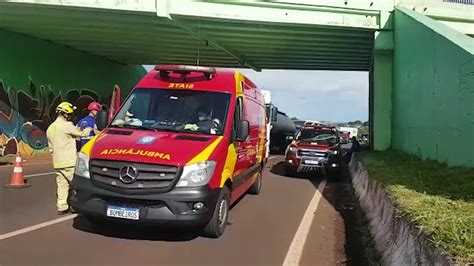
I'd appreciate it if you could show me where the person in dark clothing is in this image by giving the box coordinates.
[345,136,361,163]
[76,102,102,151]
[351,136,361,152]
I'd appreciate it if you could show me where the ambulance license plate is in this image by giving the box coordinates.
[304,160,320,165]
[106,206,139,220]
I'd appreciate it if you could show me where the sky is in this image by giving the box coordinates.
[144,65,368,123]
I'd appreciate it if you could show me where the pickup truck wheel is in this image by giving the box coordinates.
[284,166,296,177]
[202,187,230,238]
[327,167,341,179]
[248,171,262,195]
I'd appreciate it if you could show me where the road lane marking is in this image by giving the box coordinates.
[269,156,276,160]
[24,172,56,178]
[283,178,327,266]
[0,214,77,241]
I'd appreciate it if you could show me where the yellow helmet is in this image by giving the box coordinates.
[56,102,76,114]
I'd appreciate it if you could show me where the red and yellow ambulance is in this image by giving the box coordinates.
[69,65,267,237]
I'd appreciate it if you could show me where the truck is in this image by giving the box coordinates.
[69,65,267,238]
[261,90,277,163]
[270,110,297,154]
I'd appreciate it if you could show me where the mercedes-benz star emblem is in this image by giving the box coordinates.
[119,166,139,184]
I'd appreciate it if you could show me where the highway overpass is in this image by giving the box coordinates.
[0,0,473,166]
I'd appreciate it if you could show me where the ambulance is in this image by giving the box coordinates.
[69,65,267,238]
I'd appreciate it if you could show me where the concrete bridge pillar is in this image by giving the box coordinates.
[370,19,394,151]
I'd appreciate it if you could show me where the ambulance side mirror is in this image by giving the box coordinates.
[236,120,249,141]
[96,110,108,131]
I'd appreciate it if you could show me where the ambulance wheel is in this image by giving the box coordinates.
[248,171,262,195]
[202,187,230,238]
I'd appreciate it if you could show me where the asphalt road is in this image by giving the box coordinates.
[0,151,376,265]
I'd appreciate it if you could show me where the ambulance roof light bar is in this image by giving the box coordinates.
[155,65,216,80]
[155,65,216,74]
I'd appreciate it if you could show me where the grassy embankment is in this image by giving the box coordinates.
[359,150,473,264]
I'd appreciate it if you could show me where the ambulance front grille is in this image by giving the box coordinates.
[90,159,180,192]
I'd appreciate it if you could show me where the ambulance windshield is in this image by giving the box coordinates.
[111,88,231,135]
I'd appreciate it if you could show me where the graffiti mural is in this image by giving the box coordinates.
[0,79,111,156]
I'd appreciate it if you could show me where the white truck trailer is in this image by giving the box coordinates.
[261,90,274,163]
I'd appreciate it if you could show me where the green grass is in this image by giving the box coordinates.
[359,150,474,264]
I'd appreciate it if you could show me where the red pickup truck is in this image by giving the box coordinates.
[284,125,342,177]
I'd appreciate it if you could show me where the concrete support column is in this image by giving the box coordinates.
[370,31,393,150]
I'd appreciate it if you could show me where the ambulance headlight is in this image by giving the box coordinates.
[75,152,90,179]
[177,161,216,187]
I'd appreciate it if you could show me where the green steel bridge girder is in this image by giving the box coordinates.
[155,0,382,70]
[0,0,384,71]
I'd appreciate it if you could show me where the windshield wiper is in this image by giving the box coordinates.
[111,124,158,132]
[181,128,211,135]
[152,124,184,132]
[154,127,181,133]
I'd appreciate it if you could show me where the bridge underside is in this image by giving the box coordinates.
[0,1,376,71]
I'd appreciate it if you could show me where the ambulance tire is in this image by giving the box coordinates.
[202,187,230,238]
[248,170,262,195]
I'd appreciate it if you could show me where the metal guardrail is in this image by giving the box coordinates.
[443,0,473,4]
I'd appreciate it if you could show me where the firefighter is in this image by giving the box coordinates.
[194,106,221,134]
[76,101,102,151]
[46,102,93,215]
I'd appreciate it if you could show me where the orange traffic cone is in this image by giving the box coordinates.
[4,153,31,189]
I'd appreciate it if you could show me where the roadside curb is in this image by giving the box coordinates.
[348,155,454,266]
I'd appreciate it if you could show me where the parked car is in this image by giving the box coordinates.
[303,120,323,127]
[293,120,305,130]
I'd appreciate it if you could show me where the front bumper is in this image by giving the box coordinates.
[68,175,220,227]
[285,153,340,172]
